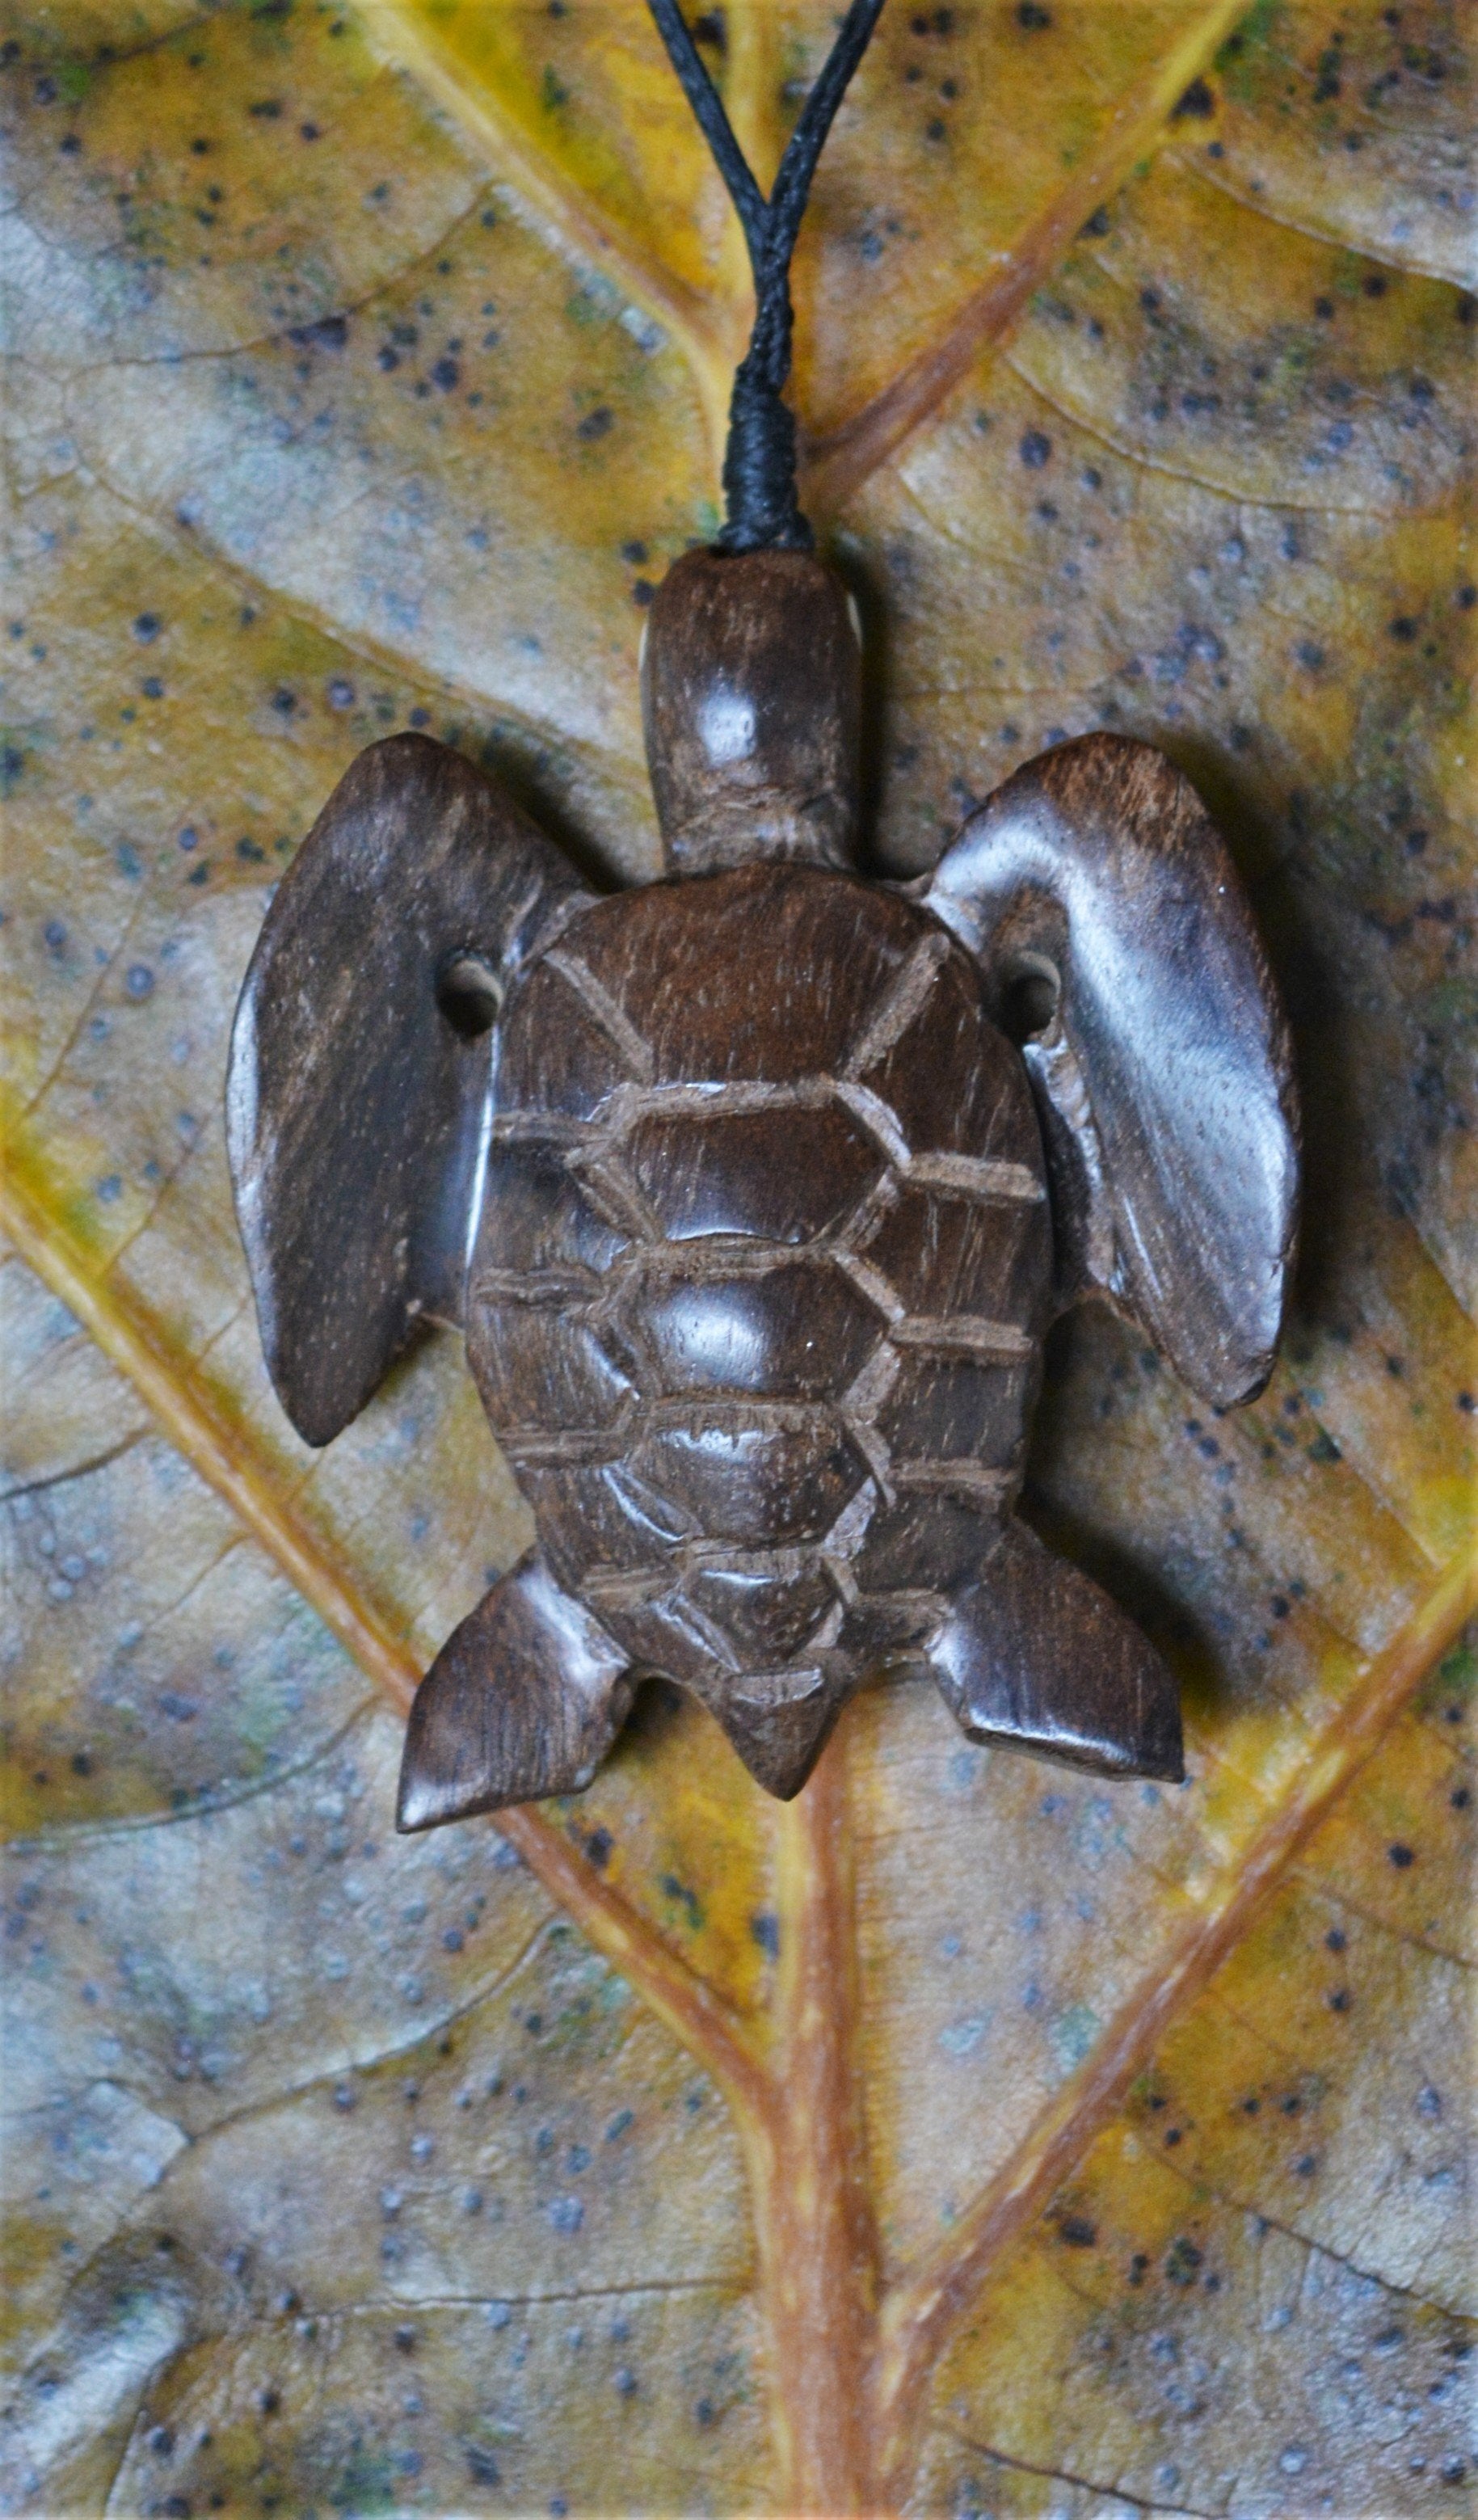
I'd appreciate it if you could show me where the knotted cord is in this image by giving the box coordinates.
[647,0,887,550]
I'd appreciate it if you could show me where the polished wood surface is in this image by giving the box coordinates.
[227,733,587,1448]
[456,854,1061,1805]
[642,545,861,875]
[226,551,1299,1826]
[925,731,1299,1410]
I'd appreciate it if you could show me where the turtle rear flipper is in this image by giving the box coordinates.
[397,1553,633,1830]
[228,734,589,1450]
[929,1518,1183,1783]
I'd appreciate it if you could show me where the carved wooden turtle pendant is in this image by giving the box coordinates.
[228,545,1299,1830]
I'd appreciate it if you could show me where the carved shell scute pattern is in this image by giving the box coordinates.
[467,864,1051,1703]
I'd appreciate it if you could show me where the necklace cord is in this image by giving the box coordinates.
[646,0,887,551]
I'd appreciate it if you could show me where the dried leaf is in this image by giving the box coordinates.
[2,3,1473,2514]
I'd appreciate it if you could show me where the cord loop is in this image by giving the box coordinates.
[648,0,887,551]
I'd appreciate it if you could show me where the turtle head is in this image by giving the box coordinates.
[641,546,862,877]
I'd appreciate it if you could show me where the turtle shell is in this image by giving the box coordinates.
[466,860,1051,1721]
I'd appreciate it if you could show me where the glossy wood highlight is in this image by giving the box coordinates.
[225,552,1299,1826]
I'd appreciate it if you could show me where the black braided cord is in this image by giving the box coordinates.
[647,0,887,550]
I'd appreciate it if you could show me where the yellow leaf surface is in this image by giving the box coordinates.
[1,2,1473,2513]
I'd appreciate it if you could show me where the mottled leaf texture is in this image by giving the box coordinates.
[1,3,1473,2515]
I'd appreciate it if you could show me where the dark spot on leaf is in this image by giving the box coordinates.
[1019,429,1051,468]
[1059,2214,1097,2246]
[577,405,613,441]
[1173,77,1215,116]
[287,314,347,351]
[1387,1843,1415,1868]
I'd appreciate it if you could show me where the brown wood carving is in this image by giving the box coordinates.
[227,545,1299,1829]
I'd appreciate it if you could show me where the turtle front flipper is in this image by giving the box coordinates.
[397,1552,634,1829]
[928,1517,1183,1784]
[228,734,590,1449]
[925,732,1299,1411]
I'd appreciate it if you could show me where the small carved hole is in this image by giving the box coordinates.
[436,950,503,1039]
[1000,954,1060,1043]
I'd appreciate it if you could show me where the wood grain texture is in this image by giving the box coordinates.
[641,546,862,874]
[461,853,1056,1802]
[229,612,1292,1817]
[226,734,589,1448]
[927,732,1300,1410]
